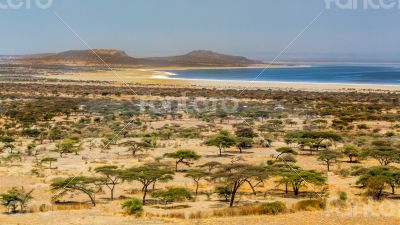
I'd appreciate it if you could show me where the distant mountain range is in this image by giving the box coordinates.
[14,49,264,67]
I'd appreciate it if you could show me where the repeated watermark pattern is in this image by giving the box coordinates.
[325,0,400,10]
[327,198,400,218]
[138,95,240,114]
[0,0,52,10]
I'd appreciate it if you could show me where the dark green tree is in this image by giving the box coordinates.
[279,169,326,196]
[51,176,101,206]
[41,157,58,169]
[164,150,201,172]
[184,169,209,197]
[152,187,192,207]
[211,164,269,207]
[95,165,122,200]
[121,166,174,205]
[317,150,342,171]
[204,130,237,157]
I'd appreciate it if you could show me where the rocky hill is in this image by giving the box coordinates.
[16,49,263,67]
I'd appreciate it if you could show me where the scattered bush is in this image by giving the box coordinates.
[259,201,287,215]
[211,202,287,218]
[335,168,350,177]
[357,124,369,130]
[152,187,192,206]
[294,199,326,211]
[338,192,347,202]
[122,198,143,215]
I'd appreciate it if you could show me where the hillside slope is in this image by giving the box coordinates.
[16,49,263,67]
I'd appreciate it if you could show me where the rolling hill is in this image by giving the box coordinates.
[15,49,264,67]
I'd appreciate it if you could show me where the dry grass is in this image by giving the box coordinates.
[187,202,288,219]
[294,199,327,211]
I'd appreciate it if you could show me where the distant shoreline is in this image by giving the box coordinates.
[152,73,400,87]
[38,67,400,92]
[151,66,400,88]
[150,73,400,91]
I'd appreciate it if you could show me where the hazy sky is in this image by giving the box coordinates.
[1,0,400,61]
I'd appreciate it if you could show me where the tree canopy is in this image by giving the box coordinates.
[121,166,174,204]
[204,130,237,157]
[164,150,201,172]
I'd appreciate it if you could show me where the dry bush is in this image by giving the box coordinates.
[163,212,186,219]
[146,211,186,219]
[294,199,326,211]
[210,202,287,218]
[52,203,92,211]
[188,211,211,219]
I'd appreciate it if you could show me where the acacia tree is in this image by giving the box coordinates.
[120,140,151,156]
[51,176,101,206]
[197,161,222,172]
[204,130,236,157]
[275,147,297,161]
[279,169,326,196]
[363,146,400,166]
[357,167,400,198]
[184,169,209,197]
[285,131,342,154]
[317,150,342,171]
[56,138,81,157]
[0,136,16,154]
[235,137,253,154]
[121,166,174,205]
[0,187,33,214]
[151,187,192,208]
[95,165,122,200]
[339,144,362,163]
[164,150,201,172]
[211,164,268,207]
[235,127,257,139]
[41,157,58,169]
[0,136,16,153]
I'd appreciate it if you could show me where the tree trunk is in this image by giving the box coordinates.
[110,186,115,200]
[142,186,148,205]
[87,193,96,206]
[195,182,199,197]
[229,191,236,207]
[293,184,299,196]
[229,182,239,207]
[247,181,257,196]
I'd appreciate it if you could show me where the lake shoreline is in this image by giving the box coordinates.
[40,67,400,92]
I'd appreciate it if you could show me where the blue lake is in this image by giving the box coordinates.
[165,65,400,85]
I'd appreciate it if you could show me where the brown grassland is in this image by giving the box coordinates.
[1,65,400,224]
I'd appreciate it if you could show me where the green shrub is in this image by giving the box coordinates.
[385,131,395,137]
[295,199,326,211]
[338,192,347,202]
[152,187,192,205]
[215,185,232,201]
[357,124,368,130]
[336,168,350,177]
[259,201,287,215]
[122,198,143,215]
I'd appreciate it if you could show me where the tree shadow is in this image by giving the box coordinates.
[205,154,235,158]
